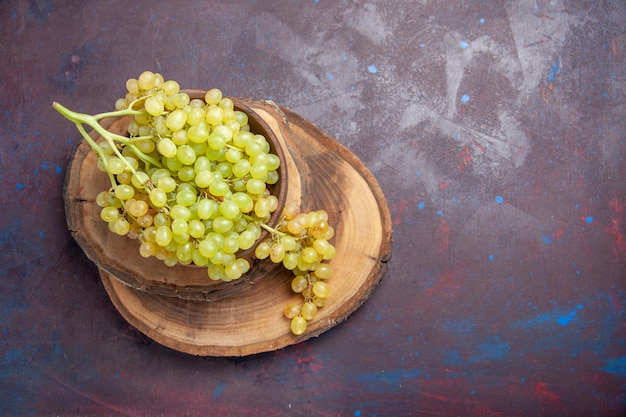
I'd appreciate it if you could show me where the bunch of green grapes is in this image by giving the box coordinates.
[54,71,335,335]
[255,203,336,335]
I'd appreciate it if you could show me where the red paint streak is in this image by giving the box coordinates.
[474,141,485,152]
[439,182,450,189]
[439,219,449,254]
[553,228,565,240]
[609,198,626,213]
[394,198,407,225]
[533,382,560,402]
[607,218,626,253]
[457,146,472,172]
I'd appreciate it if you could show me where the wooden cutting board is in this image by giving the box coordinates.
[65,97,392,356]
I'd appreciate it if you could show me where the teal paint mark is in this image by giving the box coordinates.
[214,383,226,401]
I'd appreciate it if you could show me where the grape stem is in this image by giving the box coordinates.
[52,101,162,190]
[243,214,287,237]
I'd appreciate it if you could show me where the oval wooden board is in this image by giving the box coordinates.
[97,99,392,356]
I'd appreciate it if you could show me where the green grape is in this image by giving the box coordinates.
[166,109,186,131]
[149,188,168,208]
[280,236,298,252]
[176,145,197,165]
[212,217,233,234]
[162,80,180,96]
[301,302,317,320]
[225,147,242,163]
[171,218,188,235]
[113,218,131,236]
[270,243,285,263]
[157,176,177,193]
[137,71,156,90]
[282,252,299,270]
[157,138,177,158]
[172,130,188,145]
[312,281,330,298]
[230,192,254,213]
[131,172,149,189]
[246,178,266,195]
[153,212,170,227]
[165,156,184,172]
[290,316,307,336]
[207,132,227,150]
[100,206,120,223]
[255,240,271,259]
[191,249,209,267]
[196,198,217,219]
[237,230,257,250]
[188,122,210,144]
[198,238,219,258]
[222,236,240,254]
[205,105,223,126]
[176,188,197,206]
[232,159,251,178]
[155,226,173,246]
[186,107,205,126]
[323,245,336,260]
[107,157,126,175]
[313,263,332,279]
[219,201,240,220]
[114,184,135,200]
[170,205,191,220]
[312,238,331,256]
[176,166,194,183]
[224,262,243,280]
[139,241,156,258]
[136,213,153,228]
[219,97,234,111]
[193,156,211,173]
[283,304,301,319]
[233,130,253,148]
[204,88,222,105]
[127,199,149,217]
[145,96,164,116]
[96,191,110,208]
[234,258,250,274]
[209,179,229,197]
[126,78,140,94]
[176,241,194,263]
[291,275,308,293]
[245,141,264,157]
[188,219,206,239]
[194,170,213,188]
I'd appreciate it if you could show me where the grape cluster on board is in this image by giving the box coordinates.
[53,71,335,335]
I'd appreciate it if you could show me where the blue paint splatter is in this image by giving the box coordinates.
[479,18,485,24]
[460,40,470,49]
[418,201,425,210]
[355,411,361,417]
[460,94,470,104]
[367,65,378,74]
[495,195,503,204]
[416,171,421,176]
[436,210,443,217]
[326,73,333,80]
[585,216,594,223]
[214,383,226,401]
[488,254,494,262]
[542,234,552,244]
[557,315,572,326]
[16,183,26,191]
[602,357,626,377]
[547,58,561,82]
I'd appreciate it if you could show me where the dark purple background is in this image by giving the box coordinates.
[1,1,625,416]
